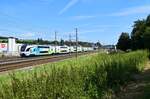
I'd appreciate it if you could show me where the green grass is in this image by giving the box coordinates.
[0,51,149,99]
[0,54,97,83]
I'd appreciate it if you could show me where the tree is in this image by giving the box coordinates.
[95,42,102,48]
[143,27,150,49]
[60,39,65,46]
[130,15,150,50]
[37,38,44,44]
[146,14,150,26]
[117,32,131,51]
[131,20,146,50]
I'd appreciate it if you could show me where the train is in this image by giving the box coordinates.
[20,44,94,57]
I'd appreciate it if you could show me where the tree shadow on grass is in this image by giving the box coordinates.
[117,65,150,99]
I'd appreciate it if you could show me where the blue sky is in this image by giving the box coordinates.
[0,0,150,44]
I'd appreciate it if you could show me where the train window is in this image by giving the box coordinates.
[26,48,30,51]
[38,46,49,48]
[40,51,48,53]
[21,45,27,51]
[33,49,36,52]
[60,47,67,48]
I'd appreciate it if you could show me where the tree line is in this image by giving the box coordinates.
[0,37,102,47]
[117,14,150,51]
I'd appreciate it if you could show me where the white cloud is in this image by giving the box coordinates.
[59,0,79,15]
[72,15,96,20]
[21,32,35,38]
[111,5,150,16]
[59,0,95,15]
[80,29,105,34]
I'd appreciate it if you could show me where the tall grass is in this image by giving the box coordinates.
[0,50,149,99]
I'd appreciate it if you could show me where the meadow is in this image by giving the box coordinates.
[0,50,149,99]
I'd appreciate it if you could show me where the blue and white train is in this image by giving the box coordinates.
[20,44,94,57]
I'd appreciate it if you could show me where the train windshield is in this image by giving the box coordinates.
[26,48,31,51]
[20,45,27,51]
[60,47,67,48]
[38,46,49,48]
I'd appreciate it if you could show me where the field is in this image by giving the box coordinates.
[0,50,149,99]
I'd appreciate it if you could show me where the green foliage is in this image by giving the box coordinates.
[16,39,95,47]
[117,32,131,51]
[131,19,146,50]
[95,42,102,48]
[0,36,8,39]
[143,27,150,49]
[60,39,65,46]
[117,14,150,50]
[0,51,148,99]
[131,14,150,50]
[0,36,96,47]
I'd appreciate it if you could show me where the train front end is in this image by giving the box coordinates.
[20,45,34,57]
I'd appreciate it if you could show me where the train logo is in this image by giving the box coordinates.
[0,43,7,51]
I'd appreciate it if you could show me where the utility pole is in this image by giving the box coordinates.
[69,33,71,55]
[55,31,57,53]
[75,28,78,59]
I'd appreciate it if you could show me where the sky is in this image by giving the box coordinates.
[0,0,150,45]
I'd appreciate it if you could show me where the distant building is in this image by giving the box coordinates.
[0,37,23,56]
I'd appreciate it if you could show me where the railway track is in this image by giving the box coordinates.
[0,57,24,63]
[0,51,96,73]
[0,54,67,64]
